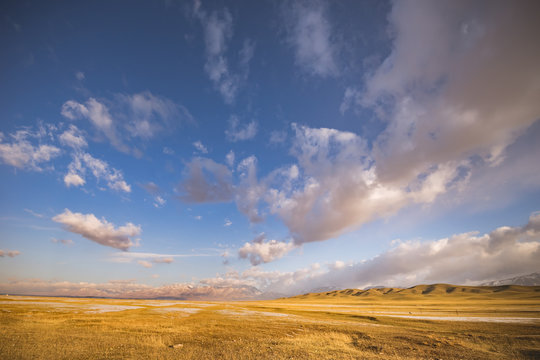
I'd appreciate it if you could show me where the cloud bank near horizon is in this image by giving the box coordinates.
[5,211,539,299]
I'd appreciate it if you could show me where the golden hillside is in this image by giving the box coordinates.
[284,284,540,302]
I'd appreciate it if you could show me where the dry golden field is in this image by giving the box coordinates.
[1,284,539,359]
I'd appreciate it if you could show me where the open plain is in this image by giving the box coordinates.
[1,284,539,359]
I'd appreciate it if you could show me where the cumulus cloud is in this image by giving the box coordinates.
[52,209,141,251]
[0,129,60,171]
[360,0,540,185]
[64,172,85,187]
[231,1,540,248]
[177,1,540,263]
[285,0,338,77]
[61,92,192,155]
[238,233,296,265]
[64,152,130,192]
[206,211,540,295]
[0,250,21,258]
[225,116,257,142]
[177,157,234,203]
[192,1,254,104]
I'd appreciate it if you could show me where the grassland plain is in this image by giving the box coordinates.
[0,284,539,359]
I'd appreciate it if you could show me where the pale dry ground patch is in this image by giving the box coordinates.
[0,285,539,359]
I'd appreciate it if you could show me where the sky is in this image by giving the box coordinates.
[1,0,539,299]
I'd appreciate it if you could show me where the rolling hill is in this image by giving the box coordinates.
[283,283,540,302]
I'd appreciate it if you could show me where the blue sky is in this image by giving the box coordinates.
[1,0,539,299]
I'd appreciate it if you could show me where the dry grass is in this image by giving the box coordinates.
[0,286,539,359]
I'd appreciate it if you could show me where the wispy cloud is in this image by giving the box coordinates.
[109,251,214,264]
[75,71,85,81]
[24,208,45,218]
[284,0,338,78]
[52,209,141,251]
[141,182,167,208]
[0,129,60,171]
[0,250,21,258]
[193,140,208,154]
[58,125,87,149]
[225,150,235,167]
[51,238,74,246]
[225,116,257,142]
[137,260,153,268]
[192,1,254,104]
[61,92,193,155]
[64,152,131,193]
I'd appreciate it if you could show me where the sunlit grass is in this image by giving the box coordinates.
[1,286,539,359]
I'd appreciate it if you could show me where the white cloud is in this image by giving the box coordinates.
[163,147,174,155]
[75,71,85,81]
[0,130,60,171]
[193,140,208,154]
[361,0,540,185]
[192,2,253,104]
[60,92,192,155]
[206,211,540,295]
[0,250,21,258]
[64,152,130,192]
[64,173,85,187]
[224,219,232,227]
[285,0,338,77]
[154,196,166,208]
[52,209,141,251]
[176,1,540,261]
[61,100,89,120]
[59,125,87,149]
[225,150,235,167]
[238,233,296,265]
[225,116,257,142]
